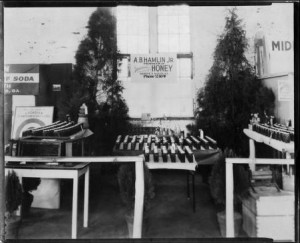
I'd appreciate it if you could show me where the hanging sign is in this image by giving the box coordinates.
[131,53,177,82]
[4,64,39,95]
[11,106,54,139]
[268,39,294,74]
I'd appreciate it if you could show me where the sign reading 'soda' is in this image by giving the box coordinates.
[4,64,39,95]
[131,54,177,82]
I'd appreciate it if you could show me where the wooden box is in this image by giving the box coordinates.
[242,186,294,241]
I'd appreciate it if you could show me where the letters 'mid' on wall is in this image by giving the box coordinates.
[254,29,294,124]
[271,41,293,51]
[255,35,294,77]
[268,39,293,75]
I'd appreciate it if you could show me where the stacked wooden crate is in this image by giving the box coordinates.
[242,186,294,241]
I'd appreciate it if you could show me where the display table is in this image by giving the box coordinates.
[146,154,198,212]
[244,129,294,155]
[5,155,145,239]
[113,133,222,213]
[113,149,199,170]
[145,156,197,170]
[225,158,294,240]
[243,128,294,170]
[10,129,93,210]
[231,128,296,241]
[14,129,94,157]
[5,162,90,239]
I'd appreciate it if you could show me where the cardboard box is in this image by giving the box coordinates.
[242,186,294,241]
[31,179,60,209]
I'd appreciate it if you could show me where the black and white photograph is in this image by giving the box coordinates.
[0,1,297,242]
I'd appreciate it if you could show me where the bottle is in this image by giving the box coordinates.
[78,103,89,129]
[270,116,274,127]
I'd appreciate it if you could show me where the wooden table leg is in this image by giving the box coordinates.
[83,167,89,227]
[66,142,73,157]
[132,160,144,238]
[249,138,255,171]
[81,141,84,156]
[285,152,291,174]
[192,172,195,212]
[226,161,234,237]
[186,172,190,199]
[72,175,78,239]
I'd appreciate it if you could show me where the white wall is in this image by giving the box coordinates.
[250,4,294,123]
[4,4,294,121]
[122,79,194,118]
[4,7,96,64]
[261,74,294,126]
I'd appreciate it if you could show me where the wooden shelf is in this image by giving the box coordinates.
[243,129,294,154]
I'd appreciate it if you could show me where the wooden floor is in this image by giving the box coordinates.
[15,168,247,239]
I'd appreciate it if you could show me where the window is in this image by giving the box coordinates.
[117,6,149,54]
[117,6,149,78]
[157,5,190,53]
[158,5,192,79]
[177,58,192,78]
[116,5,192,79]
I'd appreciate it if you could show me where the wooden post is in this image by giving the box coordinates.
[285,150,291,174]
[249,138,256,171]
[226,160,234,237]
[83,167,89,227]
[66,142,73,157]
[0,3,5,241]
[71,175,78,239]
[81,141,85,156]
[132,157,144,238]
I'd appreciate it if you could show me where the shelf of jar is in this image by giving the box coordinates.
[243,129,294,155]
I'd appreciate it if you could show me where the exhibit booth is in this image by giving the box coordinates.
[3,4,296,242]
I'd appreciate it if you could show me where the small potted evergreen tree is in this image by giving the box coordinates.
[117,163,155,237]
[209,148,251,237]
[5,170,23,239]
[195,8,275,157]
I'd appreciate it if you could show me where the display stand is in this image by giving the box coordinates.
[14,129,93,157]
[5,156,144,239]
[226,158,294,241]
[224,128,295,241]
[5,162,90,239]
[243,128,294,170]
[10,129,93,209]
[113,133,221,213]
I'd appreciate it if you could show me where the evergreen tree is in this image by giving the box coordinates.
[60,7,129,155]
[196,8,274,156]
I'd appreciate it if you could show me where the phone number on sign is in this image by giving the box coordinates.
[143,74,167,78]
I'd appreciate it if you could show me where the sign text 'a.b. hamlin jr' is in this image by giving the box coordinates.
[131,54,177,82]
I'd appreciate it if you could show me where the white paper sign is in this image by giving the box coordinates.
[131,53,177,82]
[11,106,54,139]
[278,80,293,101]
